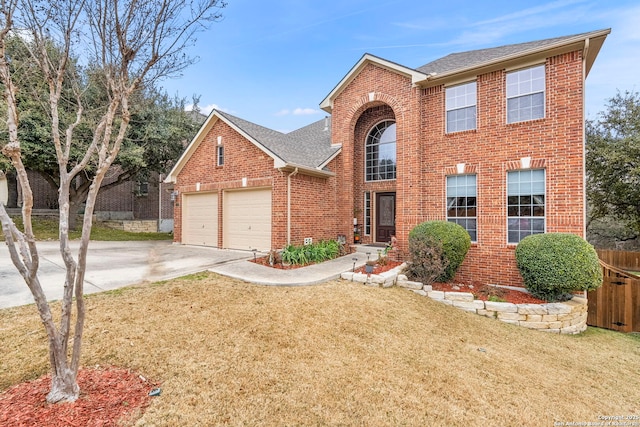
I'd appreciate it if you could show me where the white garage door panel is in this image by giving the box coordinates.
[224,188,271,251]
[182,192,218,246]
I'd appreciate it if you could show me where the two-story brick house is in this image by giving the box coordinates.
[165,29,609,287]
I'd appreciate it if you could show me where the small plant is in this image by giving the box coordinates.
[280,240,341,266]
[408,221,471,282]
[515,233,602,302]
[476,285,508,302]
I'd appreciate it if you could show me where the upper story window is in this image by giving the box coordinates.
[507,169,545,244]
[446,82,476,133]
[365,120,396,181]
[446,174,477,242]
[506,65,545,124]
[217,145,224,166]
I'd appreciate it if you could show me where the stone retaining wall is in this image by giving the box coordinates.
[101,220,158,233]
[340,264,588,335]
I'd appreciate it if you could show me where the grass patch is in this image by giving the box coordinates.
[2,274,639,426]
[10,216,172,241]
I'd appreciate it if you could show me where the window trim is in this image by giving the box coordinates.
[506,64,546,124]
[446,173,477,242]
[216,145,224,166]
[364,191,371,236]
[506,168,546,244]
[445,81,477,133]
[364,120,396,182]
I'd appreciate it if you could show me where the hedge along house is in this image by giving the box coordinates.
[165,29,609,287]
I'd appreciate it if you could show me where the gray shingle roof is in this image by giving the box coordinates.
[416,30,605,76]
[215,110,339,169]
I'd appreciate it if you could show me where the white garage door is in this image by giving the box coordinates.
[223,188,271,251]
[182,192,218,246]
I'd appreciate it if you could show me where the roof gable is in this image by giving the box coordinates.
[165,110,341,183]
[320,54,428,113]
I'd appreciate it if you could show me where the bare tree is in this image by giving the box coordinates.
[0,0,225,403]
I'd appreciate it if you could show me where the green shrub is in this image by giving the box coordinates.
[405,233,448,285]
[408,221,471,282]
[281,240,340,265]
[515,233,602,302]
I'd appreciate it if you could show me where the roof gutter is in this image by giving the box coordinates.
[277,162,335,178]
[416,29,610,85]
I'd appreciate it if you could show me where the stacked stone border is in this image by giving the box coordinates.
[340,263,588,335]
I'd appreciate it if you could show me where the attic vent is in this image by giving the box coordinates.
[323,116,329,131]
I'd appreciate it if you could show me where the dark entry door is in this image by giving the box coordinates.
[376,192,395,243]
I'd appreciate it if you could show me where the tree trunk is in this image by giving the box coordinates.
[47,370,80,403]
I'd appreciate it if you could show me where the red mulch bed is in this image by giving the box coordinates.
[0,367,158,427]
[431,282,547,304]
[353,261,404,275]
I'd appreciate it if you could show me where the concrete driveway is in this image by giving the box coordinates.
[0,241,252,309]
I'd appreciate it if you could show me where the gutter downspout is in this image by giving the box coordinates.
[158,173,164,232]
[582,38,589,239]
[287,168,299,245]
[582,38,589,300]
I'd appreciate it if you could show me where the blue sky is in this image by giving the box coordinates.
[160,0,640,133]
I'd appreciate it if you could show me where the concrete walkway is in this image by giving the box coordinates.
[1,241,380,309]
[211,246,373,286]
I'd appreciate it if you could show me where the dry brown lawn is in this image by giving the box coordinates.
[1,272,639,426]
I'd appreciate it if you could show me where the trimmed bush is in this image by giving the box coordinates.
[405,233,448,285]
[515,233,602,302]
[408,221,471,282]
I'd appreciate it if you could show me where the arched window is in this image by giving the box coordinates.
[365,120,396,181]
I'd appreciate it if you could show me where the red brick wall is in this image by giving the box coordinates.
[331,52,585,287]
[330,63,423,248]
[173,117,338,249]
[174,50,586,287]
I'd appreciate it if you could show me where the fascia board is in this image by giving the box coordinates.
[164,111,219,183]
[420,29,611,86]
[279,162,335,178]
[164,110,286,183]
[317,146,342,170]
[320,54,427,113]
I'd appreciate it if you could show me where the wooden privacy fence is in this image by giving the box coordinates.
[595,249,640,272]
[587,259,640,333]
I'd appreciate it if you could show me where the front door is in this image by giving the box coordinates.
[375,192,395,243]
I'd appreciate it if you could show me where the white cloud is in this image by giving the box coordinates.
[185,103,227,115]
[274,108,320,116]
[293,108,319,115]
[420,0,592,49]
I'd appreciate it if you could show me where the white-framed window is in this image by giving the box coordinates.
[506,65,545,124]
[365,120,396,181]
[446,174,477,242]
[217,145,224,166]
[507,169,545,244]
[364,191,371,235]
[446,81,477,133]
